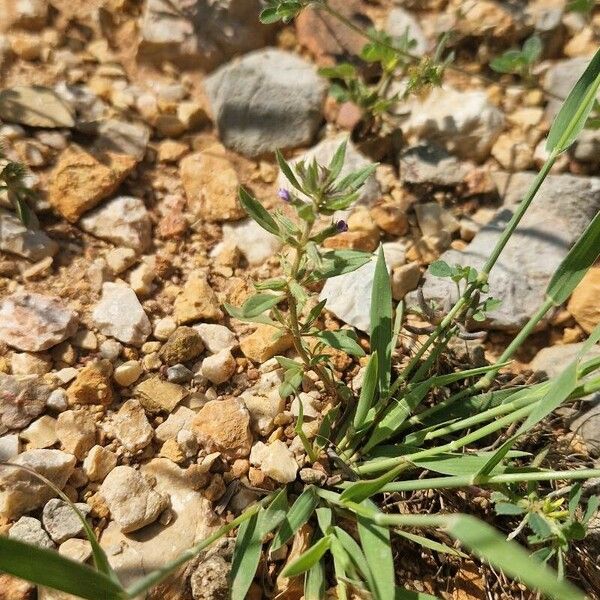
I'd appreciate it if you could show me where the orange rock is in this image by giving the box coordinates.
[67,359,114,406]
[239,324,293,363]
[568,266,600,334]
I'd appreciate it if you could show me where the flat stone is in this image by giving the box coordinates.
[200,349,236,385]
[192,398,252,459]
[250,440,298,484]
[42,498,90,544]
[400,144,468,187]
[9,516,54,549]
[0,209,58,261]
[418,173,600,331]
[277,135,379,207]
[239,324,293,363]
[0,373,49,432]
[205,48,326,157]
[0,449,76,518]
[221,218,282,266]
[20,415,57,449]
[55,410,97,460]
[99,465,169,533]
[67,360,114,407]
[48,145,136,223]
[92,282,151,346]
[59,538,93,563]
[82,445,117,482]
[159,326,204,365]
[0,292,77,352]
[110,399,154,453]
[173,272,223,324]
[80,196,152,253]
[135,376,187,413]
[180,144,244,221]
[88,118,150,161]
[0,86,74,128]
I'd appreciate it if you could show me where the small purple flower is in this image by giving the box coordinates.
[336,220,348,233]
[277,188,291,202]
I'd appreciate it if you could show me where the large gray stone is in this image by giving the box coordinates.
[0,210,58,261]
[205,48,326,157]
[417,173,600,331]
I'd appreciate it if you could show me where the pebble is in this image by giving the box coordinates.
[385,7,428,55]
[166,364,193,384]
[193,323,237,353]
[0,434,20,461]
[88,118,150,162]
[92,282,151,346]
[59,538,93,563]
[110,399,154,453]
[173,272,223,324]
[153,317,177,341]
[135,376,187,413]
[206,48,326,157]
[192,398,253,459]
[129,260,155,296]
[155,406,196,443]
[9,516,54,549]
[240,370,285,435]
[55,410,97,460]
[0,209,58,261]
[99,339,122,361]
[0,449,76,518]
[80,196,152,253]
[567,266,600,334]
[250,440,298,484]
[48,145,136,223]
[67,359,114,406]
[0,292,78,352]
[159,326,204,365]
[82,445,117,482]
[0,373,49,431]
[0,85,74,128]
[240,325,293,364]
[42,498,90,544]
[20,415,57,449]
[221,219,283,266]
[106,247,137,274]
[391,262,421,301]
[71,329,98,351]
[200,349,236,385]
[46,388,68,412]
[113,360,143,387]
[400,144,467,187]
[99,465,169,533]
[11,351,52,375]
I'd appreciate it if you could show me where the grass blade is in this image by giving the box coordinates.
[282,535,332,578]
[340,463,407,503]
[546,47,600,153]
[304,555,326,600]
[354,351,379,429]
[230,511,263,600]
[238,186,280,236]
[546,211,600,305]
[271,486,319,552]
[0,536,125,600]
[327,139,347,182]
[370,245,393,395]
[395,530,468,558]
[260,487,288,537]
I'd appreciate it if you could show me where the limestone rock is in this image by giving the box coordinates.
[80,196,152,253]
[113,360,143,387]
[221,218,282,266]
[240,370,285,435]
[240,324,293,363]
[110,399,153,453]
[0,86,74,128]
[392,262,421,301]
[200,349,236,385]
[400,144,467,187]
[42,498,90,544]
[9,516,54,549]
[0,292,77,352]
[67,360,114,407]
[59,538,93,563]
[193,323,237,353]
[0,449,76,518]
[180,144,244,221]
[250,440,298,484]
[20,415,57,449]
[192,398,252,458]
[155,406,195,444]
[48,145,136,222]
[0,209,58,261]
[568,267,600,334]
[1,0,48,31]
[55,410,97,460]
[205,48,326,157]
[0,434,20,461]
[92,282,151,346]
[83,445,117,482]
[159,326,204,365]
[0,373,49,432]
[174,272,223,324]
[88,118,150,162]
[99,465,169,533]
[135,376,187,413]
[418,174,600,331]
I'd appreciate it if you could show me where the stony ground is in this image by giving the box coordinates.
[0,0,600,599]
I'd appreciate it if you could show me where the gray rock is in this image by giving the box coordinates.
[386,7,428,55]
[190,552,230,600]
[277,135,379,207]
[0,373,50,432]
[0,434,20,461]
[167,364,193,383]
[9,516,54,549]
[221,218,282,266]
[42,498,90,544]
[403,86,504,161]
[0,449,76,518]
[87,118,150,161]
[79,196,152,253]
[92,282,151,346]
[570,128,600,166]
[0,86,74,128]
[400,144,467,187]
[570,399,600,457]
[418,174,600,331]
[531,343,600,380]
[0,210,58,261]
[54,82,107,124]
[138,0,270,70]
[205,48,326,157]
[0,292,78,352]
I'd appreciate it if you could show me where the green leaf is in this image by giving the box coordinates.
[223,302,277,326]
[316,506,333,534]
[495,502,526,516]
[311,249,371,280]
[328,140,348,182]
[334,163,378,195]
[332,526,372,583]
[240,293,285,318]
[545,211,600,306]
[282,536,332,578]
[395,587,439,600]
[271,486,319,552]
[354,352,379,429]
[357,499,395,600]
[260,487,289,537]
[370,246,393,394]
[313,330,365,357]
[522,35,542,64]
[318,64,357,80]
[411,452,513,476]
[238,186,280,236]
[428,260,454,278]
[304,556,326,600]
[230,511,263,600]
[546,47,600,153]
[395,529,468,558]
[0,536,125,600]
[276,149,304,193]
[340,463,407,503]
